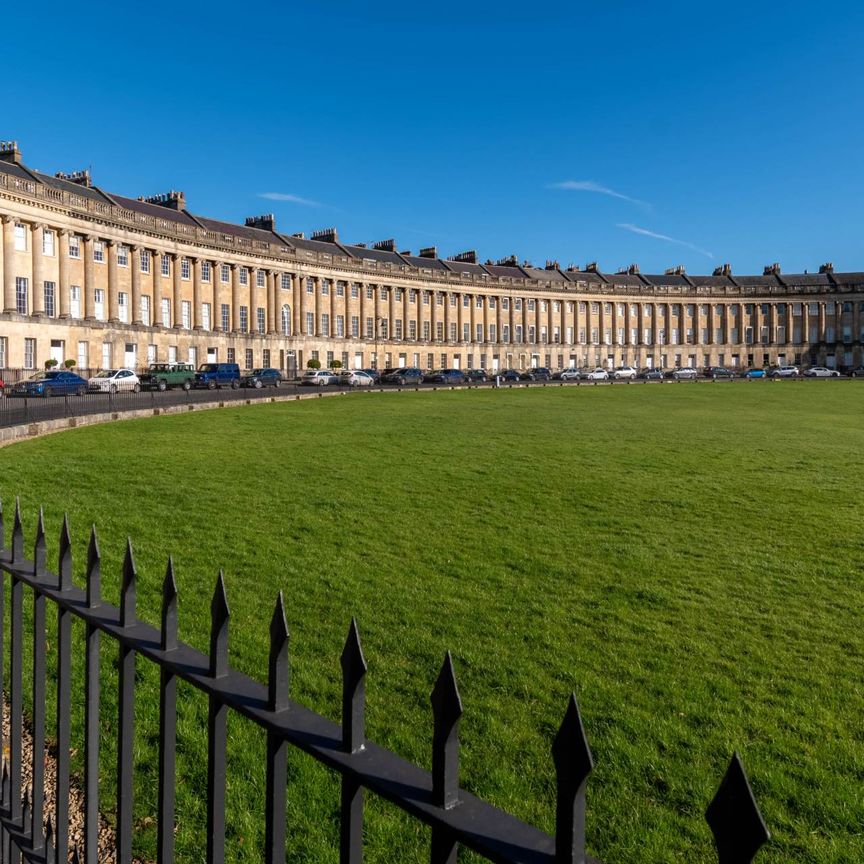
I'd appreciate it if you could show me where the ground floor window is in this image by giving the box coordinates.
[24,338,36,369]
[102,342,112,369]
[227,348,235,364]
[78,341,88,370]
[0,336,7,368]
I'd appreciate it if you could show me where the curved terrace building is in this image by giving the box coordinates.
[1,140,862,376]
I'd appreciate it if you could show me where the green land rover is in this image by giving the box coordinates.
[139,362,196,392]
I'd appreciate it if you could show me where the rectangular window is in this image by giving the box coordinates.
[463,323,470,341]
[394,319,403,340]
[256,270,265,288]
[409,320,417,340]
[141,295,150,326]
[202,303,211,330]
[237,268,247,286]
[436,322,444,341]
[221,264,230,283]
[380,287,388,301]
[77,341,88,369]
[117,245,128,267]
[282,273,291,291]
[94,289,106,321]
[423,321,430,340]
[188,346,198,367]
[529,326,536,343]
[167,346,177,365]
[366,285,374,300]
[161,298,171,327]
[257,307,266,334]
[307,278,315,294]
[489,323,497,342]
[227,348,236,364]
[0,336,6,368]
[181,258,191,280]
[221,304,230,331]
[450,322,457,341]
[140,249,150,273]
[102,342,112,369]
[476,323,483,342]
[16,277,28,315]
[239,306,249,333]
[245,349,254,370]
[263,349,271,367]
[351,316,359,337]
[147,344,156,364]
[44,281,56,317]
[68,235,81,259]
[379,320,388,339]
[182,300,191,329]
[93,242,104,263]
[118,292,129,323]
[336,281,345,297]
[306,312,315,335]
[322,280,330,296]
[42,230,55,256]
[321,313,331,337]
[14,224,26,251]
[202,261,211,282]
[161,255,170,277]
[516,325,524,342]
[24,338,36,369]
[351,283,359,299]
[503,325,510,342]
[336,315,345,337]
[503,298,510,311]
[366,317,374,339]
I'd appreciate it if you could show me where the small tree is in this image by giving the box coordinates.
[44,358,58,369]
[64,359,76,369]
[329,359,343,370]
[307,358,321,370]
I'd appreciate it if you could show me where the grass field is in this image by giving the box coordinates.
[0,383,862,863]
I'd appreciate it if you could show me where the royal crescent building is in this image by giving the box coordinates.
[1,140,863,377]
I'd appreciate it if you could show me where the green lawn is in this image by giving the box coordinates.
[1,383,862,863]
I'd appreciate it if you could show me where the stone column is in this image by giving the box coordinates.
[193,257,202,329]
[469,294,477,344]
[313,276,321,337]
[31,223,45,316]
[231,264,241,333]
[212,261,222,332]
[171,254,182,328]
[509,298,515,344]
[249,269,257,334]
[131,246,142,324]
[359,283,366,341]
[83,235,95,320]
[388,286,395,340]
[444,292,451,341]
[299,274,308,335]
[107,240,119,322]
[457,293,464,342]
[534,299,541,347]
[331,279,338,339]
[1,216,13,313]
[268,271,278,334]
[151,250,162,327]
[58,230,70,318]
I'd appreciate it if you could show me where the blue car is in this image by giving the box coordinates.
[9,370,88,397]
[742,368,767,379]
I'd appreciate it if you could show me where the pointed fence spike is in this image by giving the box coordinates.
[120,537,137,627]
[209,571,230,678]
[552,693,595,864]
[45,817,55,858]
[268,591,290,712]
[161,556,178,651]
[12,496,24,563]
[430,651,463,809]
[706,752,770,864]
[72,844,82,864]
[86,525,101,607]
[341,617,367,753]
[58,513,73,590]
[33,506,47,576]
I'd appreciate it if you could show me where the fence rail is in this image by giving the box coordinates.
[0,500,770,863]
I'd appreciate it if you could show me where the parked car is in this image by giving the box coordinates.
[140,362,196,392]
[194,362,241,389]
[424,369,467,384]
[583,367,609,381]
[496,369,522,383]
[339,370,374,387]
[0,378,5,397]
[769,365,799,379]
[361,368,385,383]
[611,365,638,380]
[670,367,698,380]
[639,368,665,380]
[299,369,336,386]
[87,369,141,394]
[241,368,283,389]
[10,370,88,398]
[520,367,553,381]
[849,366,864,378]
[803,366,840,378]
[704,366,735,380]
[558,368,582,381]
[381,367,424,385]
[465,369,488,382]
[742,368,767,379]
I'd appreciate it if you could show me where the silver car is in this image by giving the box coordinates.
[803,366,840,378]
[582,367,609,381]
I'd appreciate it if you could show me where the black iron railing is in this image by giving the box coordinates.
[0,500,770,863]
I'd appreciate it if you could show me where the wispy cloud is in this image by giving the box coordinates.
[258,192,322,207]
[549,180,647,207]
[617,223,714,259]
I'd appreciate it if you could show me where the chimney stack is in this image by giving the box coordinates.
[449,250,478,264]
[585,261,599,273]
[140,190,186,211]
[819,262,834,273]
[372,239,397,252]
[55,170,92,188]
[246,214,278,232]
[763,262,781,275]
[713,263,732,276]
[419,246,438,259]
[0,141,22,165]
[310,227,339,243]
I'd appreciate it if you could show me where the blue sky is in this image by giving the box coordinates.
[4,1,864,274]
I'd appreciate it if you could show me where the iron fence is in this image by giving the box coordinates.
[0,500,770,863]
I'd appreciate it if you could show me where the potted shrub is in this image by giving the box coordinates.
[306,358,321,370]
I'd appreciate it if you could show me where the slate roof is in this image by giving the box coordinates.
[341,244,406,265]
[733,274,783,287]
[195,215,290,247]
[111,194,201,227]
[482,263,531,280]
[602,272,647,288]
[562,269,608,286]
[400,254,451,272]
[520,266,571,283]
[34,172,114,205]
[640,273,692,288]
[688,275,737,288]
[443,259,488,277]
[777,272,833,288]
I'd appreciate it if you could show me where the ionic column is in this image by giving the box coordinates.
[231,265,241,333]
[170,254,181,328]
[249,269,257,333]
[331,279,338,338]
[0,216,13,313]
[534,299,541,344]
[268,271,278,334]
[151,250,162,327]
[131,246,142,324]
[359,283,367,340]
[469,294,477,343]
[58,230,70,318]
[313,276,321,336]
[212,261,222,332]
[388,286,395,339]
[444,292,451,341]
[31,223,45,316]
[801,303,810,345]
[299,274,308,335]
[509,298,515,343]
[193,257,202,329]
[83,235,95,320]
[457,294,464,341]
[107,240,119,322]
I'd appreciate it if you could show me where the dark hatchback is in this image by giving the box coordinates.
[520,367,553,381]
[639,368,665,380]
[465,369,488,382]
[424,369,467,384]
[241,368,284,388]
[498,369,522,382]
[704,366,735,379]
[381,367,424,385]
[9,370,88,397]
